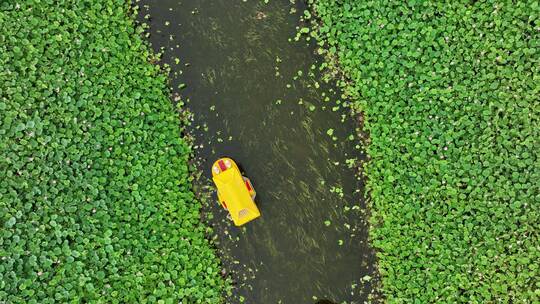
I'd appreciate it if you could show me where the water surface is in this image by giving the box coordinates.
[138,1,378,303]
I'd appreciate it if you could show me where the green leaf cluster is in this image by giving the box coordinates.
[308,0,540,302]
[0,1,225,302]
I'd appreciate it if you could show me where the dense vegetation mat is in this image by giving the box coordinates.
[308,1,539,302]
[0,1,225,302]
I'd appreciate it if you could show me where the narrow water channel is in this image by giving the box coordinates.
[139,1,378,303]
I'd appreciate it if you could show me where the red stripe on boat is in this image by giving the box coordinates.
[218,160,227,171]
[245,180,252,191]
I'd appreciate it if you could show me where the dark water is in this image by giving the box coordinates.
[138,1,378,303]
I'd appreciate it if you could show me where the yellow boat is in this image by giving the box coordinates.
[211,157,260,226]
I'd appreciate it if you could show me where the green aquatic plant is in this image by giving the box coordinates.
[0,1,225,302]
[307,0,540,302]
